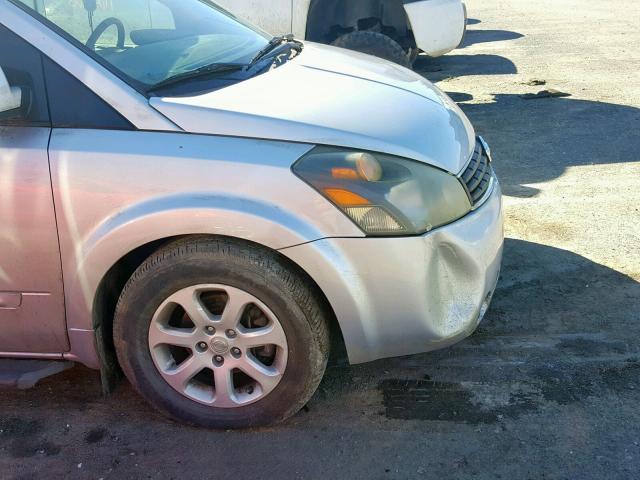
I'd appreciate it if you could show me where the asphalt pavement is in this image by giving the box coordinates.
[2,0,639,478]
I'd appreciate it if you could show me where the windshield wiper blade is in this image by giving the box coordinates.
[147,63,247,93]
[248,34,298,68]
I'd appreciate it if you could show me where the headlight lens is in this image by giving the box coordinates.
[293,147,472,236]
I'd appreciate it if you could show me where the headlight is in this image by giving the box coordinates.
[293,147,472,236]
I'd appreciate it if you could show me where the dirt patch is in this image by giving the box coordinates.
[84,427,108,444]
[0,417,43,438]
[557,337,627,357]
[381,360,640,423]
[379,379,535,424]
[10,440,61,458]
[0,417,61,459]
[601,360,640,392]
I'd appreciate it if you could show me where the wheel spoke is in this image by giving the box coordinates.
[167,287,213,327]
[160,355,203,392]
[213,366,238,408]
[149,322,195,348]
[238,323,287,349]
[219,288,254,329]
[239,355,283,391]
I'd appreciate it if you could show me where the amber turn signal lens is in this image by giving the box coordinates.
[331,167,360,180]
[323,188,371,206]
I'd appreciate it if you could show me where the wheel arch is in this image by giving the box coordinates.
[305,0,415,48]
[91,234,347,392]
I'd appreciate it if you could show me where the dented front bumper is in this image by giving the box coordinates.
[280,179,504,364]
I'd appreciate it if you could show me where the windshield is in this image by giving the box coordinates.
[14,0,270,89]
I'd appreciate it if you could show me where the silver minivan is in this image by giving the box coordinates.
[0,0,503,428]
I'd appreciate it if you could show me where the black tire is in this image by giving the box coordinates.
[113,236,330,429]
[331,31,412,68]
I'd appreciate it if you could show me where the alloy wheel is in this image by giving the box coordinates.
[148,284,288,408]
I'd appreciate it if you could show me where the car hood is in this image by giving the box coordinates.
[150,42,475,173]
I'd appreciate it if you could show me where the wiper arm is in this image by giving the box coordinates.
[147,37,303,93]
[248,34,300,68]
[147,63,247,93]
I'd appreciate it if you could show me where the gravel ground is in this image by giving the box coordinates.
[2,1,639,479]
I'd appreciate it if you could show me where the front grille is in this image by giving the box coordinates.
[460,138,493,206]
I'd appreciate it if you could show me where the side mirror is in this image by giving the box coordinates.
[0,67,30,121]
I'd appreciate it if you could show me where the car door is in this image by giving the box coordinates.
[0,23,68,354]
[215,0,293,35]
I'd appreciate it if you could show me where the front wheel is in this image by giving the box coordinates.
[113,237,330,428]
[331,31,412,68]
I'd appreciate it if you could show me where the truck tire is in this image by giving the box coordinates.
[113,236,330,429]
[331,31,412,68]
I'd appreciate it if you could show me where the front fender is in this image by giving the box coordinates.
[49,129,361,367]
[66,194,337,333]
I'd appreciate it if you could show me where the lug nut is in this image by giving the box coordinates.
[197,342,208,350]
[214,355,224,363]
[205,326,215,334]
[231,347,241,356]
[226,329,237,338]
